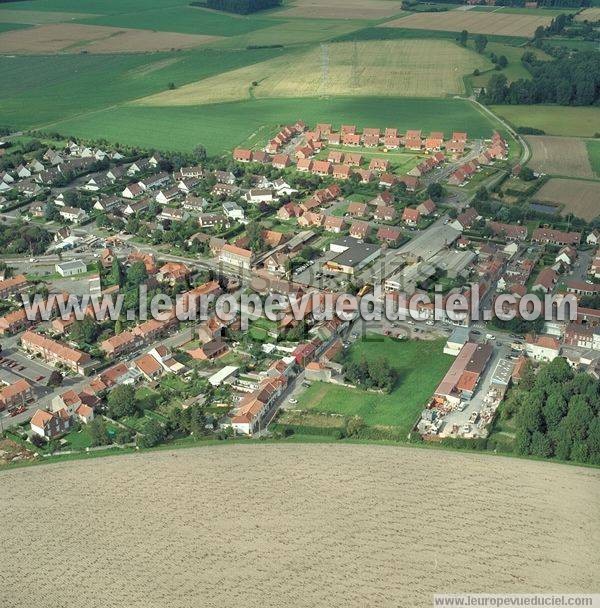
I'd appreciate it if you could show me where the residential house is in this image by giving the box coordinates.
[377,226,402,247]
[100,331,140,357]
[157,262,191,285]
[223,201,245,221]
[324,216,346,233]
[122,183,144,199]
[347,202,367,217]
[525,335,560,362]
[349,220,370,240]
[417,198,436,216]
[30,409,71,439]
[368,158,389,172]
[219,244,254,270]
[374,205,396,222]
[21,331,91,374]
[532,228,581,246]
[0,274,28,299]
[402,207,420,226]
[0,379,34,410]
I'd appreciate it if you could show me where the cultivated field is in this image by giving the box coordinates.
[383,11,553,37]
[138,39,490,106]
[0,445,598,608]
[0,23,220,53]
[525,135,595,178]
[491,105,600,137]
[534,178,600,221]
[276,0,405,20]
[575,7,600,21]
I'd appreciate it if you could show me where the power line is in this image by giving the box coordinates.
[320,43,329,95]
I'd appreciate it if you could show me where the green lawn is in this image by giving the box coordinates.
[586,140,600,178]
[490,105,600,138]
[297,337,453,433]
[43,96,498,154]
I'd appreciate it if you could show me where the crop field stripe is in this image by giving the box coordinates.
[586,140,600,178]
[525,135,594,179]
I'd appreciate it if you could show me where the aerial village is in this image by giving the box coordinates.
[0,119,598,459]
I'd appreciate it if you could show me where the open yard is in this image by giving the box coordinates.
[0,23,220,53]
[382,10,553,37]
[297,337,453,433]
[491,105,600,137]
[275,0,405,20]
[138,39,489,106]
[0,444,598,608]
[534,178,600,222]
[525,135,595,178]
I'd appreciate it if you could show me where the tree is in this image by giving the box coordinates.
[107,384,137,419]
[47,370,63,388]
[483,73,508,104]
[126,260,148,287]
[474,34,488,53]
[497,55,508,69]
[88,417,111,446]
[519,166,535,181]
[70,316,99,345]
[110,257,123,286]
[137,419,165,448]
[345,415,365,438]
[246,221,263,253]
[459,29,468,47]
[427,182,444,202]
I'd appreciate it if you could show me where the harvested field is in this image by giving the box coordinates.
[0,23,220,54]
[382,11,553,36]
[575,7,600,21]
[526,135,594,178]
[535,178,600,222]
[0,444,598,608]
[137,39,490,106]
[0,9,95,24]
[276,0,405,20]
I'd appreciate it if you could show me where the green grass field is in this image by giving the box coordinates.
[42,96,499,154]
[0,48,281,128]
[296,337,453,433]
[587,140,600,178]
[77,5,278,36]
[491,105,600,137]
[0,22,32,33]
[0,0,189,15]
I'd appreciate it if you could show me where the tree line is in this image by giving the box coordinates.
[481,50,600,106]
